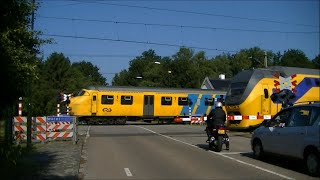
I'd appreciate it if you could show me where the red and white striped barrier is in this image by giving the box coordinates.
[14,116,27,123]
[13,116,76,143]
[174,116,206,124]
[47,132,73,139]
[14,133,46,141]
[47,122,73,131]
[227,115,272,121]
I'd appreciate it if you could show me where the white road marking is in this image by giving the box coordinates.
[219,152,247,155]
[86,125,91,138]
[136,126,294,180]
[84,125,91,144]
[124,168,132,176]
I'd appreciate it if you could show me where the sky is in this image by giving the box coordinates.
[35,0,320,85]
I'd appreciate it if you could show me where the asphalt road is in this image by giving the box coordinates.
[78,124,318,180]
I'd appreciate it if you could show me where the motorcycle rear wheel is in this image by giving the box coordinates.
[214,136,223,152]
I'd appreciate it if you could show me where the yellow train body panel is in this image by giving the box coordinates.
[226,67,320,130]
[69,87,226,124]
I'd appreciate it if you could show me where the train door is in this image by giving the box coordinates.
[143,95,154,117]
[91,93,97,115]
[261,85,271,115]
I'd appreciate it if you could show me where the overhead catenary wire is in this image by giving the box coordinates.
[38,16,319,34]
[42,33,238,53]
[38,0,319,28]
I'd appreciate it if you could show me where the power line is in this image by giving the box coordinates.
[101,72,118,74]
[38,16,319,34]
[39,0,319,28]
[42,33,238,53]
[43,53,138,58]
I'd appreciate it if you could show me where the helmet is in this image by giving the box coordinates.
[216,102,222,108]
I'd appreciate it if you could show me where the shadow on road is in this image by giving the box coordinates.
[196,143,210,151]
[240,152,314,177]
[195,143,229,152]
[0,142,80,180]
[195,145,316,177]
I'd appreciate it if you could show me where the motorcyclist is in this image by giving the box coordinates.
[205,101,229,150]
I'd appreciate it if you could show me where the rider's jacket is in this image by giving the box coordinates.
[206,107,226,127]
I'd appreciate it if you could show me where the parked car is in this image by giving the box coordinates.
[251,103,320,177]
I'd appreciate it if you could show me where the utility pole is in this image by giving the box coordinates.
[27,0,36,148]
[264,51,268,68]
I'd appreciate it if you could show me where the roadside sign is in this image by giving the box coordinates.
[47,116,74,122]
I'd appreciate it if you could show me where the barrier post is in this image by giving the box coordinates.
[73,117,77,145]
[57,104,60,116]
[66,105,70,115]
[189,106,192,125]
[18,97,23,116]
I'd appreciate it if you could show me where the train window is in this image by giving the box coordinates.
[161,96,172,105]
[264,89,269,98]
[121,95,133,105]
[93,95,96,101]
[178,97,189,106]
[205,98,214,106]
[101,95,114,104]
[219,95,225,105]
[150,96,154,105]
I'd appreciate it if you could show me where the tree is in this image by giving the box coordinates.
[311,54,320,69]
[30,52,108,116]
[204,54,230,81]
[112,70,131,86]
[72,61,107,87]
[0,0,45,118]
[229,49,252,76]
[126,49,163,87]
[271,51,282,66]
[170,47,195,88]
[280,49,313,68]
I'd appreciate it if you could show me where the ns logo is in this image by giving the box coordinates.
[102,108,112,112]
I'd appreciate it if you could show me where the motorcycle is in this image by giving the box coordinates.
[208,124,229,152]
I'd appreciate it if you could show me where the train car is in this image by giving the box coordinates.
[225,66,320,130]
[69,86,227,124]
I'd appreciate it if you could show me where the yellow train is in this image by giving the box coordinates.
[225,66,320,130]
[69,86,226,124]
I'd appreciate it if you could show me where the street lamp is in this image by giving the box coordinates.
[168,70,172,88]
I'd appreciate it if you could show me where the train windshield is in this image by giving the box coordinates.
[229,82,248,97]
[77,90,88,96]
[225,82,248,105]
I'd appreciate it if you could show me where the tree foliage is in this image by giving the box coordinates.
[30,53,107,116]
[113,47,319,88]
[280,49,313,68]
[0,0,45,118]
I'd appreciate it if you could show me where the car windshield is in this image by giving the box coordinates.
[265,106,315,127]
[265,109,291,127]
